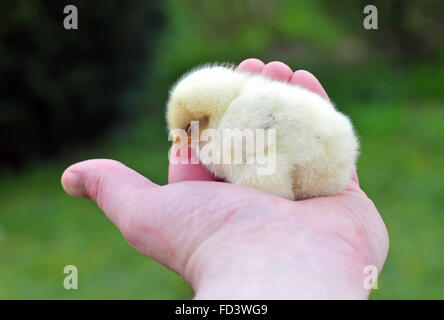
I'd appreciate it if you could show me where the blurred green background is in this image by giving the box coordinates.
[0,0,443,299]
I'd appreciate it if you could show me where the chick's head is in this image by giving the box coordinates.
[166,65,248,140]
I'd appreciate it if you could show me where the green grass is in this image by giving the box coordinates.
[0,100,443,299]
[352,103,444,299]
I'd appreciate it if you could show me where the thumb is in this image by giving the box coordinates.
[61,159,158,229]
[61,159,193,273]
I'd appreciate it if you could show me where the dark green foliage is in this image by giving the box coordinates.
[0,0,163,169]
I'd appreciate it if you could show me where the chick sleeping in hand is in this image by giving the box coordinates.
[166,64,359,200]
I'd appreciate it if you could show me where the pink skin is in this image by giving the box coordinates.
[61,59,389,299]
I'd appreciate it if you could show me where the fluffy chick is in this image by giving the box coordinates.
[167,64,359,200]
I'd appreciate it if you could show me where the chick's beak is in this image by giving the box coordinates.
[173,135,192,150]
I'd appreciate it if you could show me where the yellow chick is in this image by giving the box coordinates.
[167,64,358,200]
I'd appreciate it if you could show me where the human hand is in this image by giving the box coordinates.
[61,58,389,299]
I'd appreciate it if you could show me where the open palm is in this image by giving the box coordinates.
[62,58,388,299]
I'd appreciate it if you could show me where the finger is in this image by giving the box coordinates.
[61,159,158,227]
[61,159,197,273]
[236,58,265,73]
[290,70,329,100]
[168,146,216,183]
[262,61,293,82]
